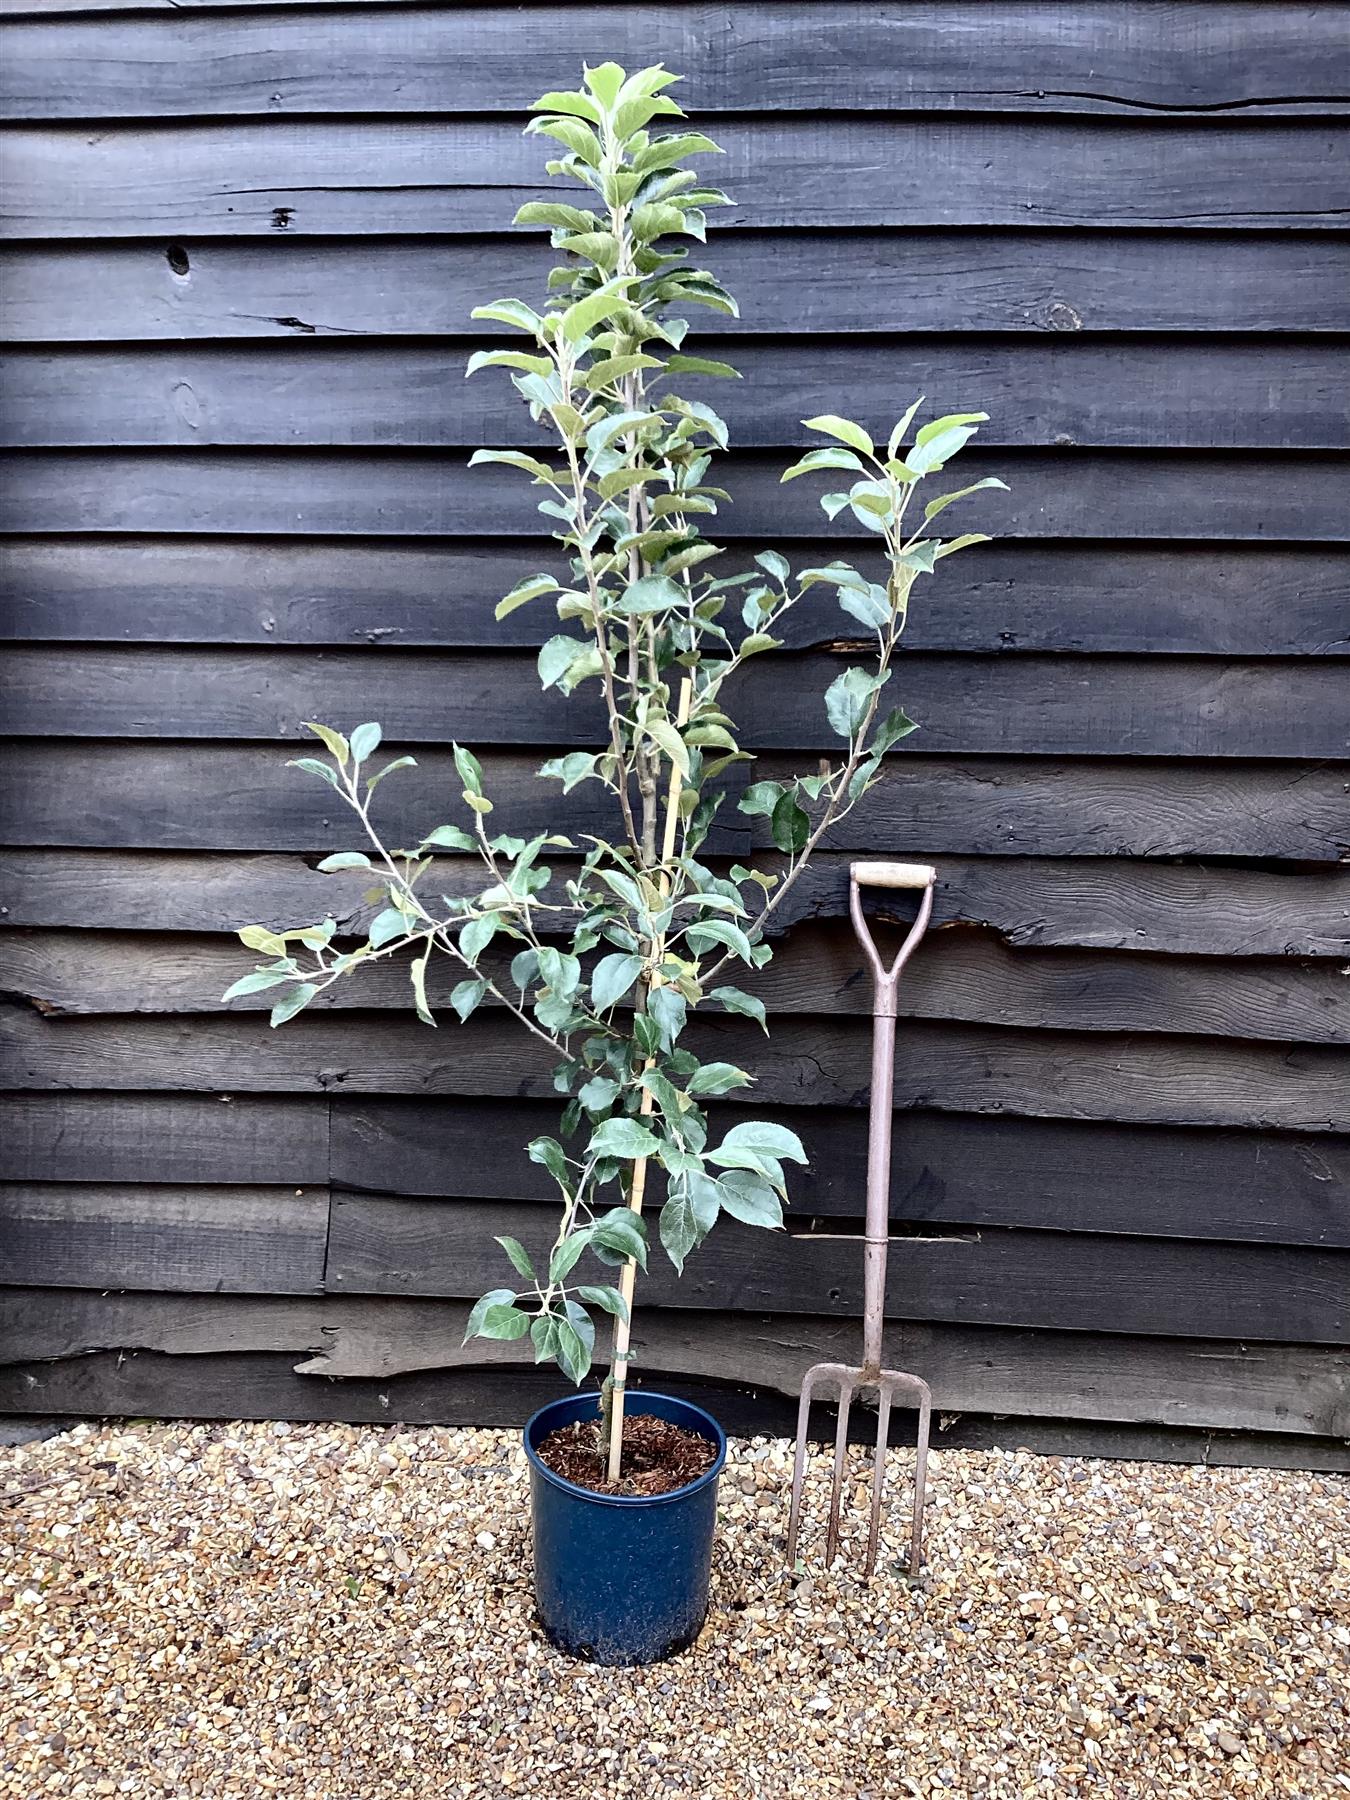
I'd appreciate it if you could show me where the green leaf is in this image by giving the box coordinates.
[480,1303,531,1341]
[221,968,292,1002]
[754,549,791,583]
[619,574,685,616]
[237,924,286,953]
[590,1117,664,1161]
[779,446,867,483]
[468,448,561,481]
[915,411,988,448]
[584,352,663,389]
[538,634,586,690]
[577,1284,628,1322]
[802,414,874,456]
[648,985,687,1050]
[465,350,555,381]
[562,277,638,344]
[367,908,408,950]
[738,780,785,820]
[349,722,382,763]
[770,790,810,855]
[367,755,416,792]
[463,1287,516,1341]
[578,1073,620,1113]
[453,742,484,796]
[537,946,581,999]
[514,196,599,229]
[269,983,317,1028]
[887,398,926,459]
[825,667,890,740]
[459,914,497,965]
[711,985,767,1030]
[874,706,919,754]
[592,1208,649,1269]
[933,532,994,560]
[315,851,372,873]
[716,1120,808,1166]
[714,1168,784,1229]
[685,917,754,963]
[592,952,643,1012]
[410,946,435,1027]
[549,1230,591,1285]
[907,421,983,476]
[526,91,602,126]
[288,756,341,789]
[496,1235,536,1280]
[537,751,599,794]
[658,1191,702,1275]
[450,977,488,1022]
[494,573,558,621]
[582,60,626,108]
[554,1315,592,1385]
[923,478,1009,523]
[664,353,741,380]
[302,721,350,765]
[529,1137,571,1187]
[530,1316,560,1364]
[644,718,690,779]
[686,1061,752,1096]
[469,298,543,335]
[421,824,475,852]
[837,582,891,632]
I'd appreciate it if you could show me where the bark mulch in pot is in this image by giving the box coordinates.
[536,1413,717,1495]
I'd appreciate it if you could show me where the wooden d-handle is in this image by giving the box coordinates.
[851,860,936,889]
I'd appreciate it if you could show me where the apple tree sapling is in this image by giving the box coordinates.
[225,61,1006,1482]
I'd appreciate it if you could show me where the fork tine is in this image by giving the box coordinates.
[786,1368,818,1566]
[823,1375,854,1565]
[909,1378,933,1578]
[864,1381,894,1580]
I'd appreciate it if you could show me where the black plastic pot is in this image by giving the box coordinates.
[523,1390,727,1666]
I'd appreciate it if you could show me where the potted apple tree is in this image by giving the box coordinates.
[225,60,1004,1664]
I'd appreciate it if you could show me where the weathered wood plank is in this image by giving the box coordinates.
[7,5,1347,120]
[4,537,1346,658]
[6,924,1345,1047]
[3,1347,1345,1469]
[3,1086,1345,1247]
[322,1194,1350,1344]
[6,234,1349,341]
[5,1004,1345,1132]
[0,1183,328,1294]
[5,119,1346,238]
[7,849,1345,958]
[4,743,1345,863]
[329,1099,1350,1247]
[5,450,1346,542]
[6,339,1347,452]
[6,1289,1346,1440]
[0,1091,328,1186]
[5,644,1344,760]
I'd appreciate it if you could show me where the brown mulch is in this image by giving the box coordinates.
[536,1413,717,1495]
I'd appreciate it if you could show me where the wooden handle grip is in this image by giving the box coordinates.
[851,860,936,889]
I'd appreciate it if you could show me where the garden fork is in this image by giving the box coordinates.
[786,860,936,1580]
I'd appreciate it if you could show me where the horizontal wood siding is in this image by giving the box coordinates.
[1,0,1346,1454]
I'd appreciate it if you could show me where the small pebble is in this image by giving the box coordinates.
[0,1423,1344,1799]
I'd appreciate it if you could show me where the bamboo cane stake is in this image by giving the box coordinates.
[604,677,693,1483]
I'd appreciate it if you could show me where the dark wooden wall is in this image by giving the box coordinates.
[2,2,1348,1466]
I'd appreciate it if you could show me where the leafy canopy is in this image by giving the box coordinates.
[224,60,1005,1386]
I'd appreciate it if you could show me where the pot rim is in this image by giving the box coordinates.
[523,1390,727,1509]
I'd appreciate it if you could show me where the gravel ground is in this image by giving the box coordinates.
[2,1420,1347,1800]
